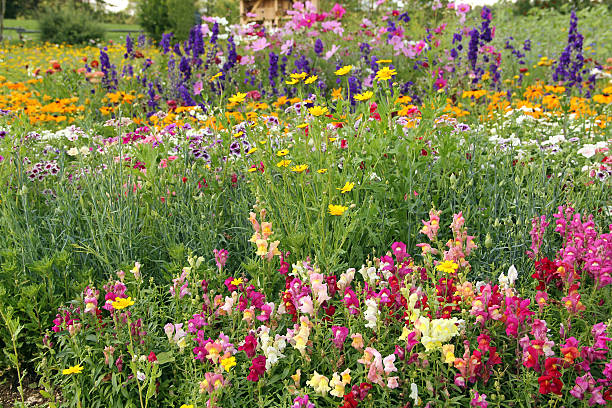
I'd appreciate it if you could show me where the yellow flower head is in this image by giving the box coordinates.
[276,149,289,157]
[335,65,353,76]
[220,356,236,372]
[229,92,247,104]
[231,277,244,286]
[436,260,459,274]
[308,106,329,117]
[210,72,223,82]
[291,164,309,173]
[337,182,355,194]
[375,66,397,81]
[317,168,328,174]
[277,159,292,168]
[290,72,308,80]
[331,88,344,100]
[376,59,392,64]
[354,91,373,102]
[62,364,84,375]
[112,297,135,310]
[305,75,318,84]
[328,204,348,216]
[286,78,299,85]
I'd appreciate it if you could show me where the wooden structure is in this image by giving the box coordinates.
[240,0,319,27]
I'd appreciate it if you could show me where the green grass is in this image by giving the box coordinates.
[2,19,142,43]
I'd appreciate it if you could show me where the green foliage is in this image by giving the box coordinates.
[167,0,196,41]
[37,3,105,44]
[138,0,196,42]
[513,0,605,15]
[137,0,171,42]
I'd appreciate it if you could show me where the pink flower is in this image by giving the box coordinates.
[383,354,397,374]
[456,3,471,14]
[470,392,488,407]
[331,326,349,349]
[250,37,270,52]
[214,249,229,271]
[387,377,399,389]
[324,44,340,61]
[331,3,346,19]
[194,80,203,95]
[391,242,407,262]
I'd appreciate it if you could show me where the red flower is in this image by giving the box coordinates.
[246,355,266,382]
[340,392,359,408]
[148,351,157,362]
[239,335,258,358]
[544,357,563,377]
[538,375,563,395]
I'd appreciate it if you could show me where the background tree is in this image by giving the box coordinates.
[167,0,196,41]
[137,0,171,41]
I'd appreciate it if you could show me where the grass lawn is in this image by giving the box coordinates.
[2,19,142,43]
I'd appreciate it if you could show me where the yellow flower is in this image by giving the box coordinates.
[285,78,299,85]
[290,72,308,80]
[62,364,84,375]
[305,75,318,84]
[210,72,223,82]
[331,88,344,100]
[229,92,247,104]
[442,344,456,365]
[354,91,373,101]
[180,405,194,408]
[248,167,257,173]
[246,147,258,154]
[317,168,328,174]
[276,149,289,157]
[335,65,353,76]
[231,277,244,285]
[328,204,348,216]
[436,260,459,274]
[112,297,135,310]
[337,182,355,194]
[220,356,236,372]
[277,159,292,167]
[307,371,331,395]
[297,123,309,128]
[376,59,392,64]
[375,66,397,81]
[291,164,309,173]
[233,131,244,138]
[308,106,329,117]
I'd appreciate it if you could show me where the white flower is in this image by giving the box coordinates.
[410,382,420,405]
[577,144,597,158]
[67,147,79,156]
[364,298,380,329]
[137,371,146,381]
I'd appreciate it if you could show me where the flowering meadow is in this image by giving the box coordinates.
[0,1,611,407]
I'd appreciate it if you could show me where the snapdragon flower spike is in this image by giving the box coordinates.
[331,326,349,349]
[246,355,266,382]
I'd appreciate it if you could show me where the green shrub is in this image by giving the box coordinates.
[138,0,196,42]
[38,4,105,45]
[138,0,172,42]
[167,0,197,41]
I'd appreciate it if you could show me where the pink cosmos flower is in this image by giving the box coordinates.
[250,37,270,52]
[324,44,340,61]
[331,3,346,19]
